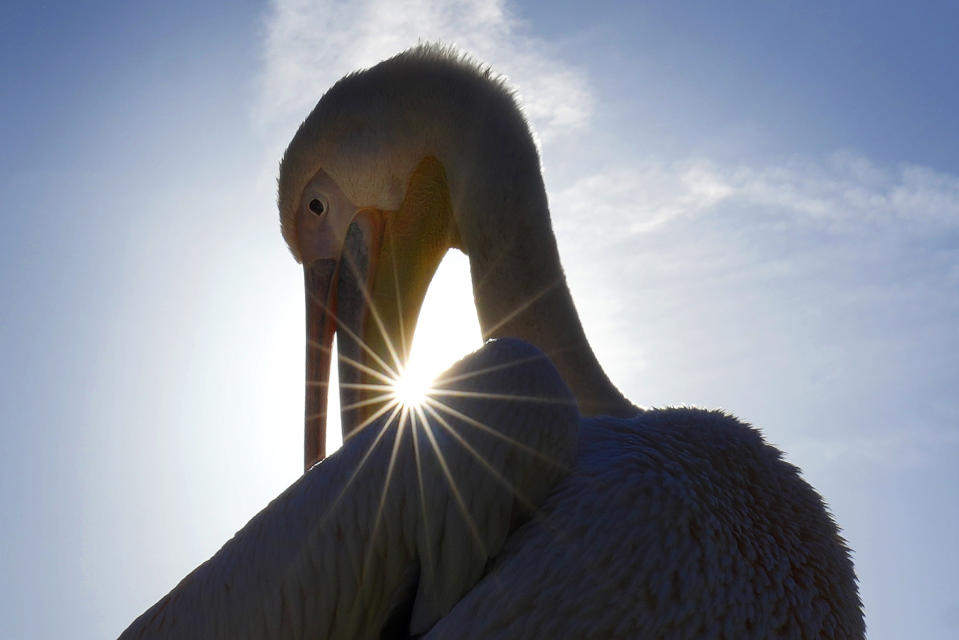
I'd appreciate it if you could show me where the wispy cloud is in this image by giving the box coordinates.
[257,0,593,145]
[554,152,959,239]
[548,151,959,470]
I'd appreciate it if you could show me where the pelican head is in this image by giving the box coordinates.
[280,44,630,470]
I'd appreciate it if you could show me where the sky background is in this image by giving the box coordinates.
[2,1,958,637]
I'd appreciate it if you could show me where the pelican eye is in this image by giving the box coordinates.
[308,198,326,215]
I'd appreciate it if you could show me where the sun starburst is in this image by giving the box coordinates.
[390,364,433,409]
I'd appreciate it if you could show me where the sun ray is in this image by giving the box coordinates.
[417,400,544,609]
[339,392,398,413]
[432,351,551,386]
[421,394,597,581]
[471,233,519,294]
[423,396,570,472]
[479,277,564,340]
[362,411,408,584]
[331,348,399,386]
[334,382,395,392]
[431,343,584,389]
[420,401,538,513]
[410,406,437,589]
[306,330,398,389]
[312,403,401,530]
[306,381,393,392]
[428,388,575,406]
[338,238,407,377]
[305,289,401,381]
[414,404,488,555]
[340,397,403,446]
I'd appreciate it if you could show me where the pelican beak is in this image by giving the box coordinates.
[304,208,384,470]
[302,156,456,471]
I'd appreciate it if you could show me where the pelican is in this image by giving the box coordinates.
[280,44,863,637]
[121,45,865,638]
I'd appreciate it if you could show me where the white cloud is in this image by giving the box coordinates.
[547,150,959,471]
[553,152,959,240]
[551,161,734,239]
[257,0,593,145]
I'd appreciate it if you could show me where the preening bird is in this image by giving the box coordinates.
[121,45,864,638]
[280,44,864,637]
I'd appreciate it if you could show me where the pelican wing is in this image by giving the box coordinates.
[119,339,577,639]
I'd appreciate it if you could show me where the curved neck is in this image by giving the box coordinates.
[446,148,635,418]
[469,214,635,418]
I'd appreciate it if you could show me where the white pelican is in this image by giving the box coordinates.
[280,44,863,637]
[121,44,865,638]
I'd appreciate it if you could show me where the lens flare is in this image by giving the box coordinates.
[391,364,433,408]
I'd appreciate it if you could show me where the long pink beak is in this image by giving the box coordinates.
[303,210,383,471]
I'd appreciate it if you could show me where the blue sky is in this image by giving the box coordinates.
[2,1,958,637]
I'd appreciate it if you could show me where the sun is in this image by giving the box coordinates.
[391,364,433,409]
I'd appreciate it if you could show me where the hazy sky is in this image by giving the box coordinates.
[2,1,958,638]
